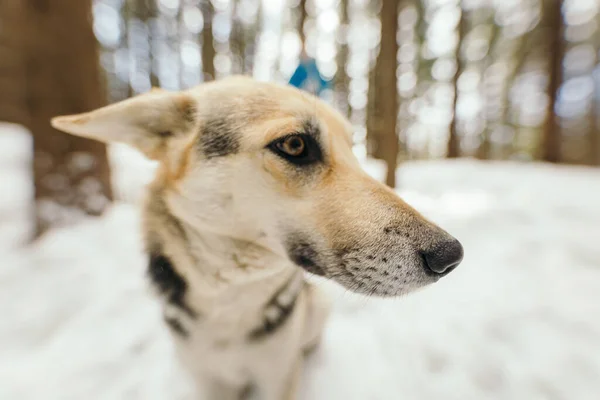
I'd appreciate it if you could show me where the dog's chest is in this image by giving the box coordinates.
[161,270,306,383]
[172,326,250,384]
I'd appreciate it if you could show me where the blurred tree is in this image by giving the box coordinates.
[448,4,466,158]
[129,0,160,88]
[364,0,379,158]
[335,0,350,117]
[230,0,247,74]
[250,0,263,74]
[541,0,564,163]
[0,0,113,237]
[592,68,599,165]
[589,14,599,166]
[202,1,216,81]
[478,12,500,160]
[368,0,400,187]
[88,0,600,166]
[122,0,134,97]
[0,2,28,125]
[591,91,599,165]
[298,0,308,45]
[479,16,533,160]
[367,0,394,162]
[366,60,381,159]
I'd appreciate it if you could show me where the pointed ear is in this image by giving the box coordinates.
[51,90,197,160]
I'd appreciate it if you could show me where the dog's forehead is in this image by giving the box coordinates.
[189,78,353,153]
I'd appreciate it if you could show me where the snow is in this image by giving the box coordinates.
[1,123,600,399]
[0,123,34,248]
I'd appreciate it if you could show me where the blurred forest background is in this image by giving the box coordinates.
[0,0,599,235]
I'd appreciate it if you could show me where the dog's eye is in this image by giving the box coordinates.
[268,134,322,165]
[277,136,305,157]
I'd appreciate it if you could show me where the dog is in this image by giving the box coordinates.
[51,76,463,400]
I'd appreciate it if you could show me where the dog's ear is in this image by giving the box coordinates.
[51,90,197,160]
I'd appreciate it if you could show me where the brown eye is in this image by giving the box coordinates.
[268,133,322,165]
[276,135,306,157]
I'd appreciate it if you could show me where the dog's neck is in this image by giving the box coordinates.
[142,182,302,320]
[180,218,298,292]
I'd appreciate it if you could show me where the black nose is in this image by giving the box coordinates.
[422,239,464,275]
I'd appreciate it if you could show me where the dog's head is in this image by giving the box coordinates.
[52,76,462,296]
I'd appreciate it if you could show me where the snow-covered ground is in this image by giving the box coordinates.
[1,123,600,400]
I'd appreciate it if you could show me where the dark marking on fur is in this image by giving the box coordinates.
[179,100,197,125]
[240,383,257,400]
[383,225,412,238]
[198,117,240,159]
[248,277,301,341]
[148,252,198,318]
[334,248,349,259]
[164,316,188,337]
[232,253,249,270]
[302,119,321,139]
[145,191,190,253]
[286,239,325,276]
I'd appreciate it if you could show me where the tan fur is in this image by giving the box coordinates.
[51,76,462,399]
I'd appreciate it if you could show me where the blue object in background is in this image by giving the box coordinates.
[288,57,330,96]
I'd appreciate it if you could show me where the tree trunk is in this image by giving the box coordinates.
[241,0,262,75]
[3,0,113,237]
[541,0,564,163]
[230,0,247,74]
[368,0,400,187]
[590,106,599,166]
[366,65,380,158]
[447,5,466,158]
[478,28,531,160]
[589,26,599,166]
[0,1,29,126]
[129,0,160,89]
[201,1,216,81]
[335,0,351,117]
[298,0,308,46]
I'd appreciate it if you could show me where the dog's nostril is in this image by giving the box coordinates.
[422,239,464,275]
